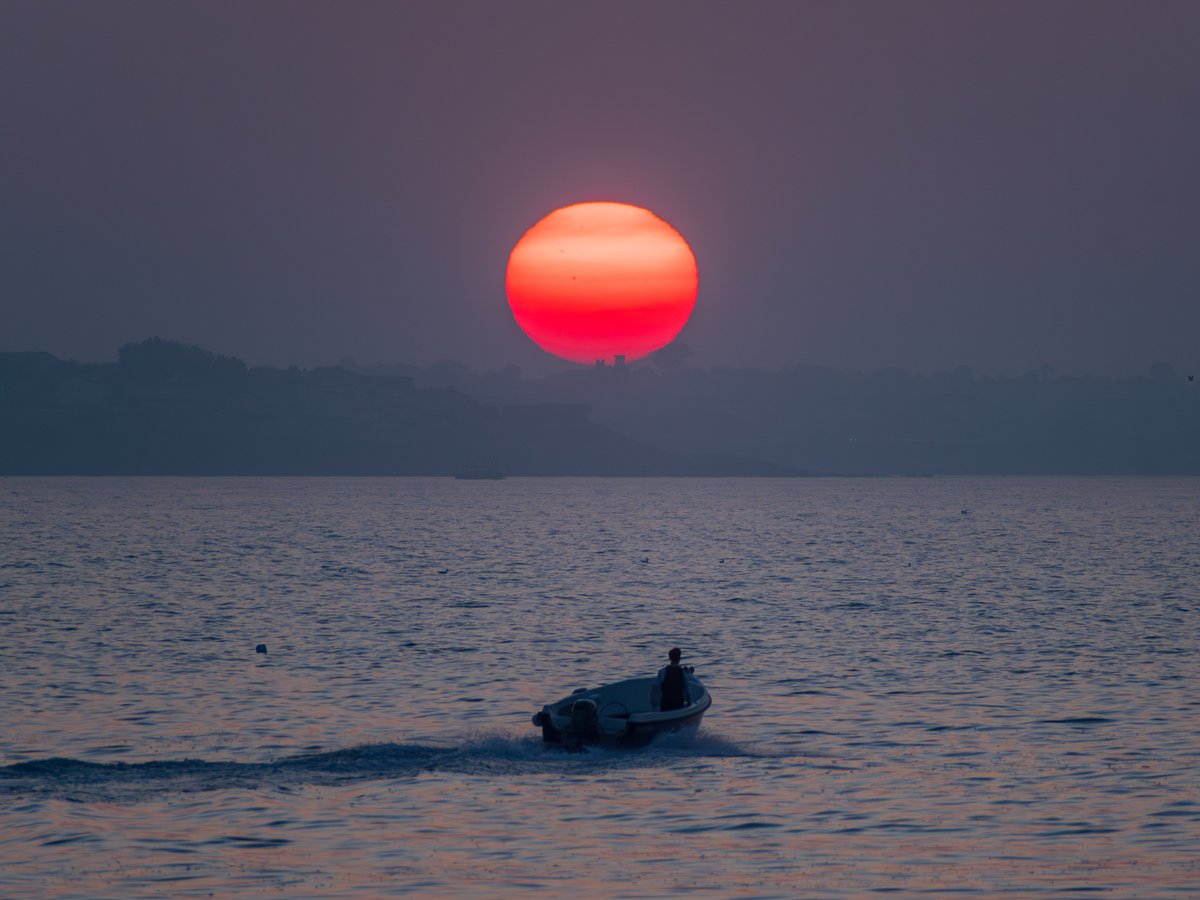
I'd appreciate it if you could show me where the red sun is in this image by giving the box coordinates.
[505,201,698,365]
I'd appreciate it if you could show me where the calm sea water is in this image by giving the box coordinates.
[1,476,1198,898]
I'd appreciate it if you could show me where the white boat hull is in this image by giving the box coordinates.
[532,674,711,749]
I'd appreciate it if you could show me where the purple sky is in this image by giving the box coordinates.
[3,1,1198,375]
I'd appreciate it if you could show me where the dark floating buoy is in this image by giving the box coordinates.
[256,644,267,654]
[437,568,449,574]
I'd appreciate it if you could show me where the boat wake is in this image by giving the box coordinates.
[0,729,774,802]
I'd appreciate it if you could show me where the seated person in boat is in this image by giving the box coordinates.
[657,647,691,711]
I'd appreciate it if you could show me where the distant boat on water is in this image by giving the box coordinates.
[453,461,505,480]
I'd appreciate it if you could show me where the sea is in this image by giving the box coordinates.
[1,476,1197,898]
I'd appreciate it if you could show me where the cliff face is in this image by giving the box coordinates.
[0,342,796,476]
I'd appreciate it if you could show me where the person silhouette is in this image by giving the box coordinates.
[657,647,691,711]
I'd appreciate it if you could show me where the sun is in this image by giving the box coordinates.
[505,202,698,365]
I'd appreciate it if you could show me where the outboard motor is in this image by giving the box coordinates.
[565,697,599,749]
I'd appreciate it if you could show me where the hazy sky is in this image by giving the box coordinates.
[3,1,1198,376]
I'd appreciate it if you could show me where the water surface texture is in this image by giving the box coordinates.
[2,477,1198,897]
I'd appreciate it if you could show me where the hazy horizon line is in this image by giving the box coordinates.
[3,339,1194,383]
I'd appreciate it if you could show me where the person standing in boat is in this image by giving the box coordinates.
[657,647,691,711]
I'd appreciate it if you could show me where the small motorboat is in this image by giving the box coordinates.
[532,670,711,749]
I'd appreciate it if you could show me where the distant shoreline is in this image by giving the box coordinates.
[4,340,1197,477]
